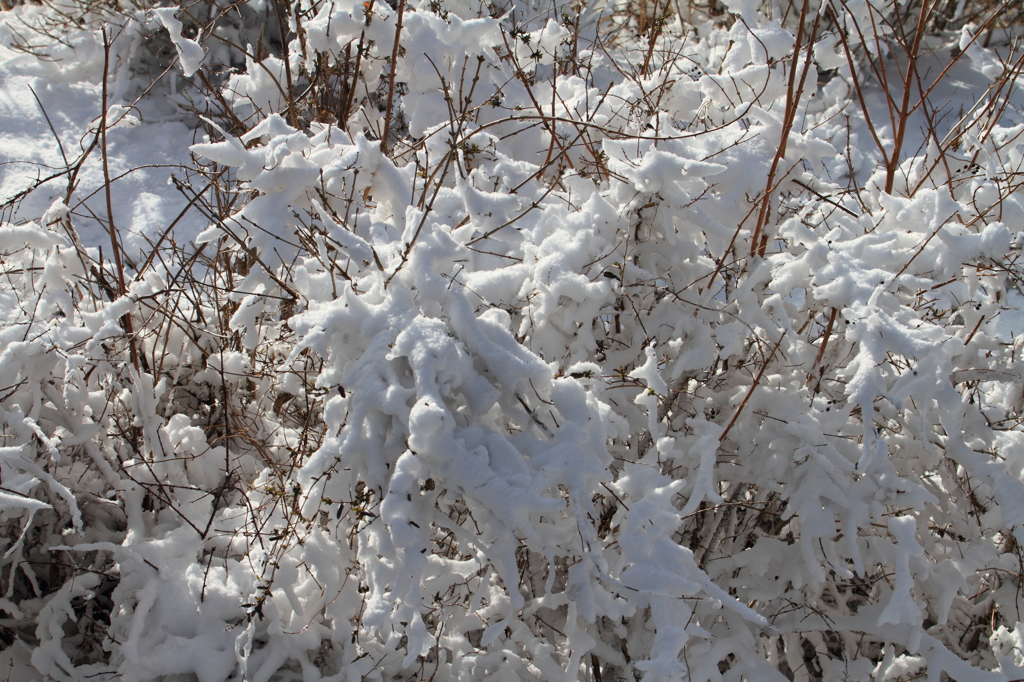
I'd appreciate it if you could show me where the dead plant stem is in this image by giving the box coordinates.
[101,28,139,372]
[381,0,405,154]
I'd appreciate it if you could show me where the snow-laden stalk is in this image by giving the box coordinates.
[3,0,1024,681]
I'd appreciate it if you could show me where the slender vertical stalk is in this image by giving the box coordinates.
[884,0,930,194]
[749,0,819,257]
[813,307,838,369]
[273,0,299,128]
[381,0,406,154]
[101,29,139,373]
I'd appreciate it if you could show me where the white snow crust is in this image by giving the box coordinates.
[2,0,1024,681]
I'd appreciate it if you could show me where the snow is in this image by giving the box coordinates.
[153,8,205,78]
[0,24,207,257]
[3,0,1024,680]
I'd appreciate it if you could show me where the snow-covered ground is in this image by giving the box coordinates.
[0,22,207,257]
[3,0,1024,680]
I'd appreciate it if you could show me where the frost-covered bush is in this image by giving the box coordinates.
[4,0,1024,680]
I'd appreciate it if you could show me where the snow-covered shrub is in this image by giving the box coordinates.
[4,0,1024,680]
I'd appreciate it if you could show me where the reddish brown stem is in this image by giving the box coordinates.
[100,29,139,373]
[813,307,838,368]
[749,0,819,257]
[272,0,299,128]
[381,0,405,154]
[719,332,785,443]
[884,0,930,194]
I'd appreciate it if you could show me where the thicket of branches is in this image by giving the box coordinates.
[3,0,1024,680]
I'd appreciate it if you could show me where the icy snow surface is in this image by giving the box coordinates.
[3,1,1024,681]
